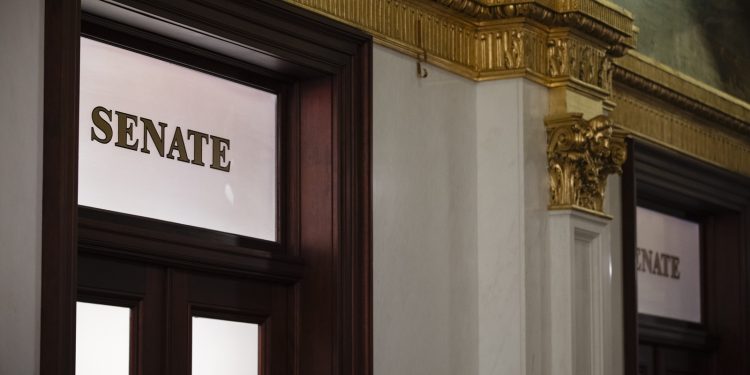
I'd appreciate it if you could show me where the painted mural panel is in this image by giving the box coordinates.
[615,0,750,102]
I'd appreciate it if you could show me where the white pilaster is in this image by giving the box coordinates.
[546,209,614,375]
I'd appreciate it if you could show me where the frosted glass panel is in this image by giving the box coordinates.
[636,207,701,322]
[76,302,131,375]
[192,317,259,375]
[79,37,277,240]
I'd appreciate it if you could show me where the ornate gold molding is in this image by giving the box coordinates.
[612,84,750,177]
[614,51,750,138]
[285,0,750,177]
[286,0,633,97]
[546,113,627,216]
[433,0,635,55]
[611,51,750,176]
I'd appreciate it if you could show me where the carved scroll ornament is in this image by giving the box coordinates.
[546,113,627,215]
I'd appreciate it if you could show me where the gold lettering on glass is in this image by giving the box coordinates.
[89,106,232,173]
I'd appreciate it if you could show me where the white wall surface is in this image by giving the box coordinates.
[476,79,524,375]
[521,80,551,375]
[606,175,624,375]
[373,45,479,375]
[0,0,44,374]
[476,79,549,375]
[373,44,551,375]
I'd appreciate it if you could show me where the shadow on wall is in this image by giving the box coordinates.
[616,0,750,102]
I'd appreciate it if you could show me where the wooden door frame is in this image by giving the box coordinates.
[622,139,750,374]
[41,1,372,374]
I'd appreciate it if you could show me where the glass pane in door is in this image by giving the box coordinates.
[76,302,131,375]
[192,316,259,375]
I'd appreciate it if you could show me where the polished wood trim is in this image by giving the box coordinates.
[84,0,363,77]
[79,207,282,254]
[81,13,288,89]
[632,141,750,212]
[78,209,305,283]
[297,77,336,375]
[78,253,168,374]
[637,314,717,350]
[41,1,80,374]
[347,41,373,375]
[77,291,143,375]
[703,212,748,373]
[169,269,289,375]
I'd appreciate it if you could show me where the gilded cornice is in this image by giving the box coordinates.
[614,51,750,138]
[286,0,633,96]
[611,50,750,177]
[433,0,635,55]
[286,0,750,177]
[612,84,750,177]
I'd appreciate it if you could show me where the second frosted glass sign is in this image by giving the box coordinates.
[636,207,701,323]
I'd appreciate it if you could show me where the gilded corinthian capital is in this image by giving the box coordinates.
[545,113,627,216]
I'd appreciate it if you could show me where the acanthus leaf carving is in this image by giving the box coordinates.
[546,113,627,215]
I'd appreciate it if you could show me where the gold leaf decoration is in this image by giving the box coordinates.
[546,113,627,215]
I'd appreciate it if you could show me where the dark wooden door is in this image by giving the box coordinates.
[41,1,372,374]
[623,140,750,375]
[78,254,167,374]
[638,345,709,375]
[168,269,290,375]
[78,253,290,374]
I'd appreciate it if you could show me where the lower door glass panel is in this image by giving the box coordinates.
[192,316,259,375]
[76,302,131,375]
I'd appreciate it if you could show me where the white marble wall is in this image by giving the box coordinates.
[546,210,612,375]
[540,180,624,375]
[0,0,44,374]
[373,45,479,375]
[476,79,550,375]
[373,43,625,375]
[476,79,525,375]
[606,175,625,375]
[374,44,555,375]
[521,80,553,375]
